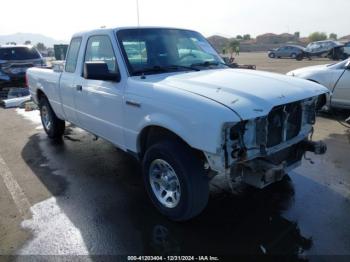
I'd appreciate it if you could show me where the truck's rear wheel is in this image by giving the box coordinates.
[142,140,209,221]
[39,96,65,139]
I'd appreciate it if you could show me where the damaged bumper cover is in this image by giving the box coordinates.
[235,140,326,188]
[205,97,327,189]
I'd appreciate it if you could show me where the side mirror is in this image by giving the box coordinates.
[345,60,350,70]
[84,61,120,81]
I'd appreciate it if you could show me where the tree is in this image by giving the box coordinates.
[236,35,243,40]
[35,42,47,52]
[24,40,31,45]
[243,34,251,40]
[329,33,337,40]
[294,32,300,39]
[227,40,240,57]
[308,32,327,42]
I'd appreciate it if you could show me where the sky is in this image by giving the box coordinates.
[0,0,349,41]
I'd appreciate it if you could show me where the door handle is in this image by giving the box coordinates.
[76,85,82,91]
[126,100,141,108]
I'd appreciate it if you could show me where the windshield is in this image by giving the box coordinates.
[0,47,41,60]
[117,28,226,76]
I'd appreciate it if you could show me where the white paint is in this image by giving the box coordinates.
[18,197,90,256]
[0,154,31,220]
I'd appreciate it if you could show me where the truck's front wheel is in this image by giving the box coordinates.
[142,140,209,221]
[39,96,65,139]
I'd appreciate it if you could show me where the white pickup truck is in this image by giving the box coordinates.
[28,27,328,221]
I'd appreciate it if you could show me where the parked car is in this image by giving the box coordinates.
[0,45,45,98]
[27,27,328,221]
[303,40,347,60]
[343,42,350,56]
[268,45,305,59]
[287,59,350,109]
[305,40,342,53]
[327,45,349,60]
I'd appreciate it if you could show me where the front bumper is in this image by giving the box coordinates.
[235,140,326,188]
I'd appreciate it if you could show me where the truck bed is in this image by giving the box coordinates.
[27,67,63,118]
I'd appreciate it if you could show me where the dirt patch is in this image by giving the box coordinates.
[233,52,330,74]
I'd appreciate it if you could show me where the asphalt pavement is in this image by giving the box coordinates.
[0,107,349,260]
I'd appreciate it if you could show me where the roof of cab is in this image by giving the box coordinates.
[71,26,194,38]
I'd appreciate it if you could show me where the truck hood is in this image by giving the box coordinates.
[159,69,328,120]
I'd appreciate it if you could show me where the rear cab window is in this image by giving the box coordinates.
[0,47,41,60]
[65,37,82,73]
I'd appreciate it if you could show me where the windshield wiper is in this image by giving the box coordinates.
[191,61,227,68]
[133,64,199,75]
[133,66,168,75]
[167,65,200,72]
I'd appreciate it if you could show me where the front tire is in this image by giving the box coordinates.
[142,140,209,221]
[296,53,304,61]
[39,96,65,139]
[268,53,275,58]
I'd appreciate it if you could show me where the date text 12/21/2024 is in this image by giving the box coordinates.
[127,256,220,261]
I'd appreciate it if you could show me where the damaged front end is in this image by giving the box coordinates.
[206,96,327,189]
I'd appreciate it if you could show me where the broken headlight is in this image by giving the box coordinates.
[225,122,248,160]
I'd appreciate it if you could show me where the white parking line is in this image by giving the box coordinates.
[0,154,31,220]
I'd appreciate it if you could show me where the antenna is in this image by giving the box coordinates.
[136,0,143,78]
[136,0,140,27]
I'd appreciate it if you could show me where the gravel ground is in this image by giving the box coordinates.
[232,52,332,74]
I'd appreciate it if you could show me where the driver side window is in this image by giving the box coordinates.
[84,35,118,74]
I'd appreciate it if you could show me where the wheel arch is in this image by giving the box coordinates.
[36,88,46,102]
[137,125,206,162]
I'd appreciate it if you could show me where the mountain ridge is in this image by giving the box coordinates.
[0,33,68,47]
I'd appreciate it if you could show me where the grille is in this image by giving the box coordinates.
[266,101,302,148]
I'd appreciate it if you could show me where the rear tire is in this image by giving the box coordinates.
[142,140,209,221]
[39,96,65,139]
[268,53,275,58]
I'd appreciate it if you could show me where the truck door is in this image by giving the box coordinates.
[74,35,125,148]
[59,37,82,124]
